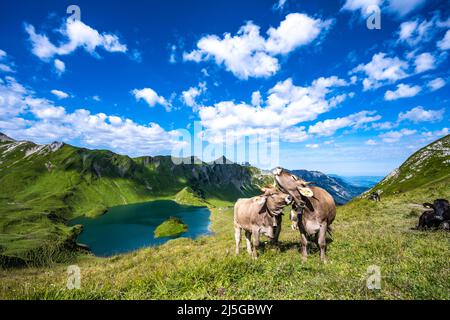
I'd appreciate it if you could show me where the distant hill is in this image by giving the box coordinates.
[291,170,368,205]
[370,134,450,196]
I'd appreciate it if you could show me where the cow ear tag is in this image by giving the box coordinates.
[298,187,313,198]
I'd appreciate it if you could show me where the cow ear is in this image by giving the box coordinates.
[297,186,313,198]
[423,203,434,209]
[290,174,299,181]
[255,196,267,206]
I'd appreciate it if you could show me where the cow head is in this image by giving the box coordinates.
[261,187,293,216]
[424,199,450,220]
[271,167,314,205]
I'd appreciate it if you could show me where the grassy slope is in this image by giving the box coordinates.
[0,178,448,299]
[373,134,450,195]
[0,140,267,266]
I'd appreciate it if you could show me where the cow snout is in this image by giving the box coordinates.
[285,195,293,204]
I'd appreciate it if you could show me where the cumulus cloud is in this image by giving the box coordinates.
[386,0,426,17]
[384,83,421,101]
[427,77,445,91]
[183,13,332,79]
[379,128,416,143]
[51,89,69,99]
[437,30,450,50]
[0,50,15,73]
[414,52,435,73]
[132,87,171,111]
[352,52,409,90]
[342,0,426,18]
[397,18,435,46]
[54,59,65,74]
[25,19,127,61]
[274,0,288,11]
[197,75,352,143]
[181,82,207,110]
[305,143,319,149]
[398,106,444,123]
[251,91,262,106]
[421,128,449,141]
[0,76,180,156]
[308,110,381,136]
[365,139,378,145]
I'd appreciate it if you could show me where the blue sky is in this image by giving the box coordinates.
[0,0,449,175]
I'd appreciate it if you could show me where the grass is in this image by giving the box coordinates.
[154,217,188,238]
[1,178,448,300]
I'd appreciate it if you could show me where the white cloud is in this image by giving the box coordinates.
[274,0,288,11]
[0,76,180,156]
[183,13,331,79]
[379,128,416,143]
[132,87,171,111]
[25,19,127,61]
[251,91,262,106]
[51,89,69,99]
[384,83,421,101]
[92,95,101,102]
[427,77,445,91]
[387,0,426,17]
[308,110,381,136]
[342,0,425,18]
[352,52,409,90]
[0,64,14,73]
[372,121,396,130]
[282,126,309,142]
[0,50,15,73]
[169,45,177,64]
[421,128,449,141]
[397,18,435,46]
[198,75,350,143]
[365,139,378,145]
[437,30,450,50]
[398,106,444,123]
[414,52,435,73]
[341,0,382,17]
[305,143,319,149]
[181,82,207,110]
[54,59,66,74]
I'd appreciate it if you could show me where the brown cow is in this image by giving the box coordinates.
[234,187,293,258]
[272,167,336,263]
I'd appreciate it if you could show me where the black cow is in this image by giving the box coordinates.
[417,199,450,230]
[368,191,381,202]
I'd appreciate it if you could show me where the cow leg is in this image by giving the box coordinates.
[299,224,308,262]
[245,231,253,255]
[273,216,282,243]
[252,231,260,259]
[318,223,328,263]
[234,226,241,255]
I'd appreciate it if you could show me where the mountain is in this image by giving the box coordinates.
[0,134,270,266]
[290,170,368,205]
[329,175,383,189]
[370,134,450,196]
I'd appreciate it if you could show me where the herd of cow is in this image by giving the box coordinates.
[234,167,450,262]
[234,167,336,262]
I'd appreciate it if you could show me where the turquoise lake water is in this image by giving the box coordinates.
[69,200,211,257]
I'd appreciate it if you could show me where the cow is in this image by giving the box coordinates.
[417,199,450,230]
[234,187,293,258]
[272,167,336,263]
[368,191,381,202]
